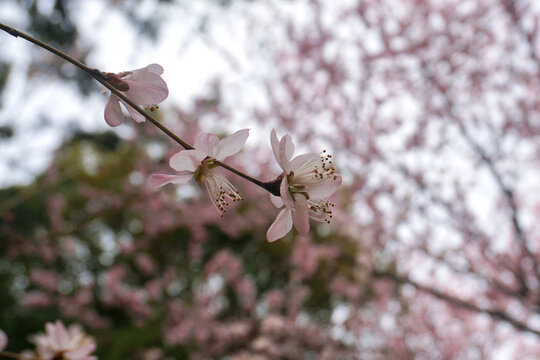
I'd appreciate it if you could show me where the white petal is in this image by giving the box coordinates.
[150,173,192,188]
[214,129,249,161]
[278,135,293,173]
[292,194,310,235]
[121,99,145,123]
[304,174,342,199]
[280,175,294,208]
[169,150,206,171]
[290,153,316,172]
[270,193,284,208]
[104,95,124,127]
[124,77,168,105]
[266,208,293,242]
[271,129,280,164]
[145,63,164,75]
[123,64,168,104]
[194,133,220,157]
[283,134,295,161]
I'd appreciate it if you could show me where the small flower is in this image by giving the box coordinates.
[266,129,341,242]
[151,129,249,216]
[31,321,96,360]
[103,64,168,127]
[0,329,7,351]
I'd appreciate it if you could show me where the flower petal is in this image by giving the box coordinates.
[124,78,168,105]
[169,149,206,172]
[278,135,294,173]
[120,99,145,123]
[214,129,249,161]
[150,173,192,188]
[304,173,342,199]
[280,175,294,208]
[270,194,284,208]
[104,95,124,127]
[283,134,295,161]
[292,194,310,235]
[65,343,96,359]
[271,129,295,172]
[266,208,293,242]
[124,64,169,104]
[290,153,316,172]
[145,63,164,75]
[194,133,220,157]
[270,129,281,163]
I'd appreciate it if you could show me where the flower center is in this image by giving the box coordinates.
[288,177,310,201]
[194,158,219,184]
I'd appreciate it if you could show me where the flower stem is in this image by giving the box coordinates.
[0,22,280,196]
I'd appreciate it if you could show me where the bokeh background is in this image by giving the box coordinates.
[1,0,540,359]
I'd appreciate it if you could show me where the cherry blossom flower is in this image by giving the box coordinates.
[103,64,168,127]
[30,320,96,360]
[0,329,7,351]
[151,129,249,216]
[266,129,341,242]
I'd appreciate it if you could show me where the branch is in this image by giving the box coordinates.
[0,22,280,197]
[420,62,539,288]
[373,270,540,337]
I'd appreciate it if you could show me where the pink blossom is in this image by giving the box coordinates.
[151,129,249,216]
[29,269,61,291]
[0,329,7,351]
[260,315,286,334]
[31,321,96,360]
[266,129,342,242]
[103,64,168,127]
[22,291,53,308]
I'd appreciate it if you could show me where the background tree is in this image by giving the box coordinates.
[1,0,540,359]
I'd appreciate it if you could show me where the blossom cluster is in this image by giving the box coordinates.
[104,64,342,241]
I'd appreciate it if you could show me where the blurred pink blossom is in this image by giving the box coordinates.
[251,336,281,358]
[260,315,286,334]
[0,329,7,351]
[22,291,53,308]
[29,269,61,292]
[267,129,342,242]
[135,253,158,276]
[31,321,96,360]
[103,64,168,127]
[263,290,284,311]
[151,129,249,216]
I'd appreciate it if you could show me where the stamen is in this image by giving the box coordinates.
[204,172,243,216]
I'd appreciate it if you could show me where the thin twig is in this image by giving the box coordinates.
[0,22,279,196]
[374,270,540,337]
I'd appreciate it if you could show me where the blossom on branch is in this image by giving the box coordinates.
[31,321,96,360]
[267,129,341,242]
[151,129,249,216]
[103,64,168,127]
